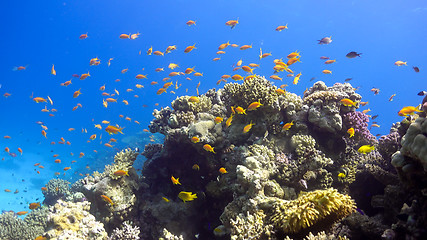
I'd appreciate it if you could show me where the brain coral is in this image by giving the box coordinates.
[270,188,356,234]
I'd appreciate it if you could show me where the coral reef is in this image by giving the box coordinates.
[0,209,48,240]
[108,221,140,240]
[32,78,426,239]
[43,178,71,205]
[45,200,108,239]
[269,188,356,234]
[72,148,140,230]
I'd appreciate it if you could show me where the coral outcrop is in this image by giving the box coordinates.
[45,200,108,239]
[269,188,356,234]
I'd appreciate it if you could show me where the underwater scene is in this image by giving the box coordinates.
[0,0,426,239]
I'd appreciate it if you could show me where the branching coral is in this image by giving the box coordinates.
[0,210,46,240]
[109,221,140,240]
[270,188,356,234]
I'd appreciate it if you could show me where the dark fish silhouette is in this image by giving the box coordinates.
[413,66,420,73]
[417,91,427,96]
[346,52,362,58]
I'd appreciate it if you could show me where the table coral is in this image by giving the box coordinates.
[270,188,356,234]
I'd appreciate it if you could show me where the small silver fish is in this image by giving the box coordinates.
[299,179,308,189]
[318,36,332,45]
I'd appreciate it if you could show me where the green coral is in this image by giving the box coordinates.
[171,95,212,113]
[270,188,356,234]
[0,211,45,240]
[104,148,138,180]
[223,75,279,109]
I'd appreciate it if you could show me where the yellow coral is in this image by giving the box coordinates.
[270,188,355,233]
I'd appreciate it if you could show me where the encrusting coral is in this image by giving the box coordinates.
[269,188,356,234]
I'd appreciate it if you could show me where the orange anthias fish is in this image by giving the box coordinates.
[219,167,227,174]
[247,100,263,111]
[275,24,288,31]
[33,97,47,103]
[243,121,255,133]
[225,19,239,29]
[184,44,196,53]
[29,202,41,210]
[203,144,216,154]
[186,20,196,26]
[105,125,124,135]
[51,64,56,75]
[282,121,294,131]
[101,195,114,205]
[114,170,129,176]
[73,89,82,98]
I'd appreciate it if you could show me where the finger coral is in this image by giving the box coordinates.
[270,188,356,234]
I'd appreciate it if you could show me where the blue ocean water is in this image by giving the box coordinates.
[0,0,426,214]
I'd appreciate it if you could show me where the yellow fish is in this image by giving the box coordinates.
[192,164,200,171]
[162,197,170,202]
[358,145,375,154]
[178,191,197,202]
[188,96,199,103]
[398,106,423,116]
[171,176,181,185]
[340,98,357,107]
[347,128,355,138]
[226,115,234,128]
[219,167,227,174]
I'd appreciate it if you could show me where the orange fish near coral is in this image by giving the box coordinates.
[282,121,294,131]
[101,195,114,205]
[29,202,41,210]
[203,144,215,154]
[347,128,355,138]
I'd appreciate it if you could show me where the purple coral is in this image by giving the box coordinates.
[343,111,377,145]
[378,132,401,161]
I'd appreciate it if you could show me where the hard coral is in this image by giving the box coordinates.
[0,211,46,240]
[43,178,71,205]
[223,75,279,111]
[342,111,377,145]
[104,148,139,180]
[270,188,356,234]
[171,95,212,113]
